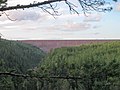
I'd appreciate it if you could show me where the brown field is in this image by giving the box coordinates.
[20,40,119,52]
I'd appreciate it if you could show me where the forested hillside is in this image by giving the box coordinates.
[0,39,46,90]
[0,39,45,73]
[0,40,120,90]
[35,41,120,90]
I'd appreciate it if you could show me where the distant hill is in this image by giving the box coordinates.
[0,39,45,73]
[20,40,118,52]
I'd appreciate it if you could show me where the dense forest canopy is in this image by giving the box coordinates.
[0,39,46,90]
[0,40,120,90]
[34,41,120,90]
[0,39,45,73]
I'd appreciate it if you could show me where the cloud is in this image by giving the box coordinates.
[7,0,46,6]
[116,3,120,11]
[84,14,102,22]
[58,14,84,20]
[47,22,91,31]
[93,32,100,35]
[92,25,100,29]
[63,22,91,31]
[8,10,42,21]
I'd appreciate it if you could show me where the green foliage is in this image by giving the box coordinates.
[35,41,120,90]
[0,39,45,73]
[0,0,7,8]
[0,39,46,90]
[0,0,7,4]
[1,40,120,90]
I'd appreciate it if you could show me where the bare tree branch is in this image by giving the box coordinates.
[0,72,82,80]
[0,0,114,12]
[0,0,117,18]
[65,0,79,14]
[2,11,16,21]
[0,0,65,11]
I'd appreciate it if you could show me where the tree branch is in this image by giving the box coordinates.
[0,0,117,19]
[0,72,82,80]
[0,0,114,12]
[0,0,65,11]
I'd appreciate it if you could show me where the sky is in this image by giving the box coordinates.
[0,0,120,40]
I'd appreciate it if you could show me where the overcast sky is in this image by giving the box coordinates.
[0,0,120,40]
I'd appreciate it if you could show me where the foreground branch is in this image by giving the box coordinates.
[0,72,82,79]
[0,0,65,11]
[0,0,114,12]
[0,0,117,19]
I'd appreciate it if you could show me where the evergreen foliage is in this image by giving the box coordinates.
[1,40,120,90]
[0,39,45,73]
[0,39,45,90]
[35,41,120,90]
